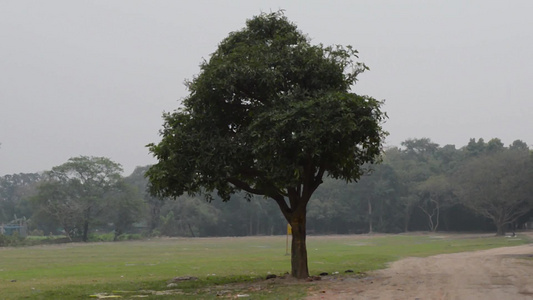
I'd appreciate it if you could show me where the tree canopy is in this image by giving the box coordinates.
[147,12,387,278]
[33,156,123,241]
[453,148,533,235]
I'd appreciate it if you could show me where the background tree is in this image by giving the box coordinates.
[158,196,220,237]
[385,141,436,232]
[344,163,401,234]
[453,147,533,235]
[125,166,165,234]
[2,136,530,241]
[401,138,439,159]
[415,175,454,232]
[464,138,486,157]
[104,181,145,240]
[32,178,82,240]
[0,173,41,223]
[147,12,387,278]
[509,139,529,151]
[34,156,123,241]
[308,178,363,234]
[486,138,505,153]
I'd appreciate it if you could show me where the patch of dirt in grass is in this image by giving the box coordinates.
[90,275,308,299]
[197,275,305,298]
[306,235,533,300]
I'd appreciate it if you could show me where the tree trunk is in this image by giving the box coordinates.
[290,208,309,279]
[249,214,253,235]
[113,229,122,241]
[63,225,73,241]
[494,214,506,236]
[434,201,440,232]
[368,198,373,234]
[270,183,317,279]
[82,220,89,242]
[82,207,90,242]
[419,205,435,232]
[496,223,506,236]
[150,205,161,232]
[256,212,260,235]
[404,207,412,232]
[187,223,196,237]
[378,198,384,231]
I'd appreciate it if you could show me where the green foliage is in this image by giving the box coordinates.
[88,232,115,242]
[86,232,143,242]
[116,233,143,241]
[146,11,386,203]
[104,181,146,240]
[0,232,23,246]
[29,229,44,236]
[0,233,56,247]
[125,166,165,234]
[157,197,219,237]
[0,173,41,223]
[453,148,533,235]
[32,156,124,241]
[314,137,532,234]
[1,137,531,245]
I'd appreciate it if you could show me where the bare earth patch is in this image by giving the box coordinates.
[307,238,533,300]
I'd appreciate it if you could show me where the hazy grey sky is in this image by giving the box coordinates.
[1,1,532,176]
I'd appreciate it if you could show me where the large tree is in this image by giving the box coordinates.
[415,174,454,232]
[34,156,123,241]
[147,12,387,278]
[385,141,437,232]
[453,147,533,235]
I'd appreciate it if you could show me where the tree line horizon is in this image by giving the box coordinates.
[1,136,531,238]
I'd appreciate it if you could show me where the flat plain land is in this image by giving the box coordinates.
[0,233,530,299]
[307,233,533,300]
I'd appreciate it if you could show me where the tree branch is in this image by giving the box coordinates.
[227,177,267,196]
[236,167,288,197]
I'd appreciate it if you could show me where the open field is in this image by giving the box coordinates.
[308,233,533,299]
[0,233,530,299]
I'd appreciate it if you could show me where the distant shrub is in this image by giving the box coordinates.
[0,234,16,247]
[0,232,31,247]
[88,233,114,242]
[30,229,44,236]
[116,233,143,241]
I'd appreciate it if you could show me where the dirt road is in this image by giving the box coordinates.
[307,243,533,300]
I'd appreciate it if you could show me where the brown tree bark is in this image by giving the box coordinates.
[233,164,323,280]
[496,225,505,236]
[290,208,309,279]
[495,217,506,236]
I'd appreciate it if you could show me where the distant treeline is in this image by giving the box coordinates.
[1,137,532,241]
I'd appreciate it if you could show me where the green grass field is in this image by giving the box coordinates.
[0,233,529,299]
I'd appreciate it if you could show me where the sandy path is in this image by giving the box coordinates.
[307,244,533,300]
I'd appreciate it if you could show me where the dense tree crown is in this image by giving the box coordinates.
[146,12,387,278]
[453,148,532,235]
[33,156,125,241]
[147,13,386,202]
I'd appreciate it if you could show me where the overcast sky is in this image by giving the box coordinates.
[1,1,532,176]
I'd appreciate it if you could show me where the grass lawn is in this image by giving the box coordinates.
[0,233,529,299]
